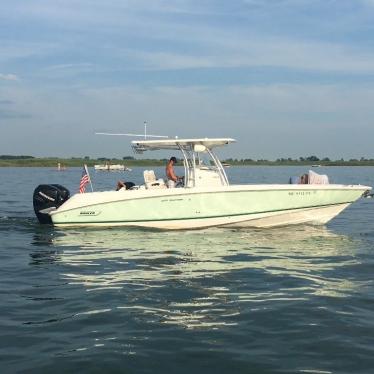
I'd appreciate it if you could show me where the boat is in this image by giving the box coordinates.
[33,138,371,229]
[57,162,67,171]
[94,163,132,172]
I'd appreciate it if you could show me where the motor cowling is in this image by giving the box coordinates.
[33,184,70,224]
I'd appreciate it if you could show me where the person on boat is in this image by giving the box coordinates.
[166,156,183,188]
[116,180,135,191]
[300,173,309,184]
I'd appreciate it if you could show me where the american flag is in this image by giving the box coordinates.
[79,165,90,193]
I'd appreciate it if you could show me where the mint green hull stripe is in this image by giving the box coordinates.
[54,201,353,225]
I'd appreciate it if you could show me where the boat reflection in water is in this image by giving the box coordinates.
[48,226,360,329]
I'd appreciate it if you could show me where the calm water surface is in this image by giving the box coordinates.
[1,166,374,373]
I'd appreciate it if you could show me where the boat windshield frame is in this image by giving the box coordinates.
[132,138,235,187]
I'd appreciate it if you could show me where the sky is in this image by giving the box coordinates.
[1,0,374,160]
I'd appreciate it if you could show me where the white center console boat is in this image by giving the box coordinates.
[33,138,371,229]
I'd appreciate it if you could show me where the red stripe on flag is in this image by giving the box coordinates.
[79,167,90,193]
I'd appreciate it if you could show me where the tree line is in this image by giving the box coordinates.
[1,154,374,166]
[223,156,374,164]
[0,155,35,160]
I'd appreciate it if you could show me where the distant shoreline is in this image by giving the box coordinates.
[1,157,374,167]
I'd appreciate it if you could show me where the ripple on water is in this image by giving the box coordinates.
[1,202,374,372]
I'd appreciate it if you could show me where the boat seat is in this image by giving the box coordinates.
[308,170,329,184]
[143,170,166,189]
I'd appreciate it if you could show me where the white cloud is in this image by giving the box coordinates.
[0,73,19,81]
[361,0,374,6]
[0,41,58,63]
[120,37,374,74]
[40,63,96,78]
[45,63,94,71]
[2,1,374,75]
[1,0,374,159]
[2,82,373,158]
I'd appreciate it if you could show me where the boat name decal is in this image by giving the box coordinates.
[288,191,315,196]
[79,211,99,216]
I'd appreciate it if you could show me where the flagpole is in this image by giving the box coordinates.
[84,164,94,192]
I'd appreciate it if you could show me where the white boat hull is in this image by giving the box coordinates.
[50,184,369,230]
[224,203,350,228]
[94,164,129,171]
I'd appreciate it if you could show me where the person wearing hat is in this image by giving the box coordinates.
[166,156,183,188]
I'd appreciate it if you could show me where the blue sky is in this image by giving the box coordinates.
[1,0,374,159]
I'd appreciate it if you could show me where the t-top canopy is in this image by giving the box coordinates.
[131,138,236,152]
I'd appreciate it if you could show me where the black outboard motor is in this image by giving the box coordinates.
[33,184,70,224]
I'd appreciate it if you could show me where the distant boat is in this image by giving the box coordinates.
[312,164,321,168]
[57,163,67,171]
[94,163,131,172]
[222,162,231,168]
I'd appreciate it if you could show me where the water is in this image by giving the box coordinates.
[1,166,374,373]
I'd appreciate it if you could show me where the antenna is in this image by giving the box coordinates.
[95,121,168,139]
